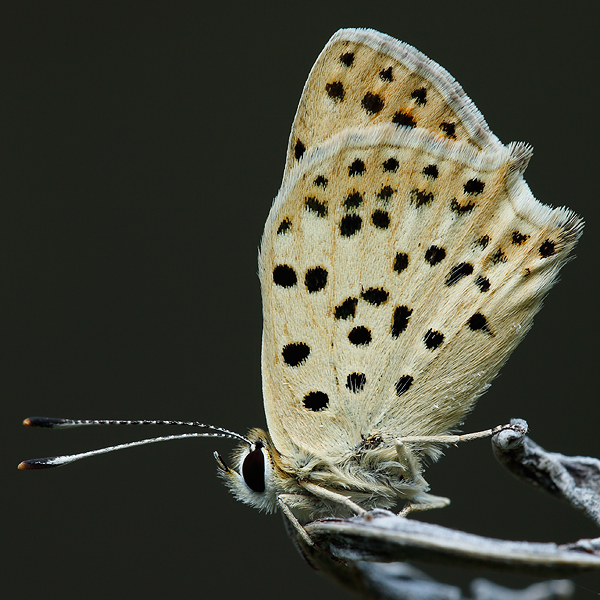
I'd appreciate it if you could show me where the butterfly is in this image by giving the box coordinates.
[21,28,583,545]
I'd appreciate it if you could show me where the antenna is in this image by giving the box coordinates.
[18,416,250,470]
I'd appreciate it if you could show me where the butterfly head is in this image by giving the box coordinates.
[215,428,287,513]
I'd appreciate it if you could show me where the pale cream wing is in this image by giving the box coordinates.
[284,28,503,178]
[260,124,582,461]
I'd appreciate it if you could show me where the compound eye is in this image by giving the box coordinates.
[242,445,265,493]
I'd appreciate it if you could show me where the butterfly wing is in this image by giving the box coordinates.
[261,29,583,462]
[284,28,503,179]
[260,124,582,461]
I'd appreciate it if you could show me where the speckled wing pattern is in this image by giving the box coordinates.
[283,28,503,180]
[259,29,583,462]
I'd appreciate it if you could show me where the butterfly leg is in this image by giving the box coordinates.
[278,494,314,546]
[300,481,367,516]
[395,440,450,516]
[397,423,513,446]
[395,440,428,487]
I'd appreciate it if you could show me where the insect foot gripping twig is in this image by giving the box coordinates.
[492,417,600,528]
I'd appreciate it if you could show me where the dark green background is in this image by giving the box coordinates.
[2,2,599,598]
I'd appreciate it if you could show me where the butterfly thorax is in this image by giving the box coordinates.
[220,428,433,520]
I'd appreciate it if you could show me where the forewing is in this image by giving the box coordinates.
[260,125,582,460]
[284,28,502,178]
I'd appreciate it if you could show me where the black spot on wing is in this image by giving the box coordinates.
[467,313,493,335]
[349,159,366,176]
[539,240,556,258]
[361,287,389,306]
[377,185,394,201]
[379,67,393,82]
[277,219,291,235]
[395,375,413,396]
[294,140,305,161]
[391,305,412,338]
[346,373,366,393]
[423,329,444,350]
[410,188,434,208]
[282,343,310,367]
[362,92,385,115]
[392,111,416,128]
[305,267,328,292]
[463,179,485,195]
[349,326,371,346]
[304,197,328,217]
[475,235,491,249]
[325,81,345,101]
[475,276,491,293]
[335,298,358,320]
[450,199,476,214]
[425,245,446,265]
[340,52,354,67]
[340,214,362,237]
[344,191,363,209]
[303,391,329,411]
[394,252,409,273]
[371,210,390,229]
[383,158,399,172]
[440,122,456,137]
[445,263,474,286]
[411,87,427,105]
[512,231,530,245]
[422,164,438,179]
[489,248,507,264]
[273,265,297,287]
